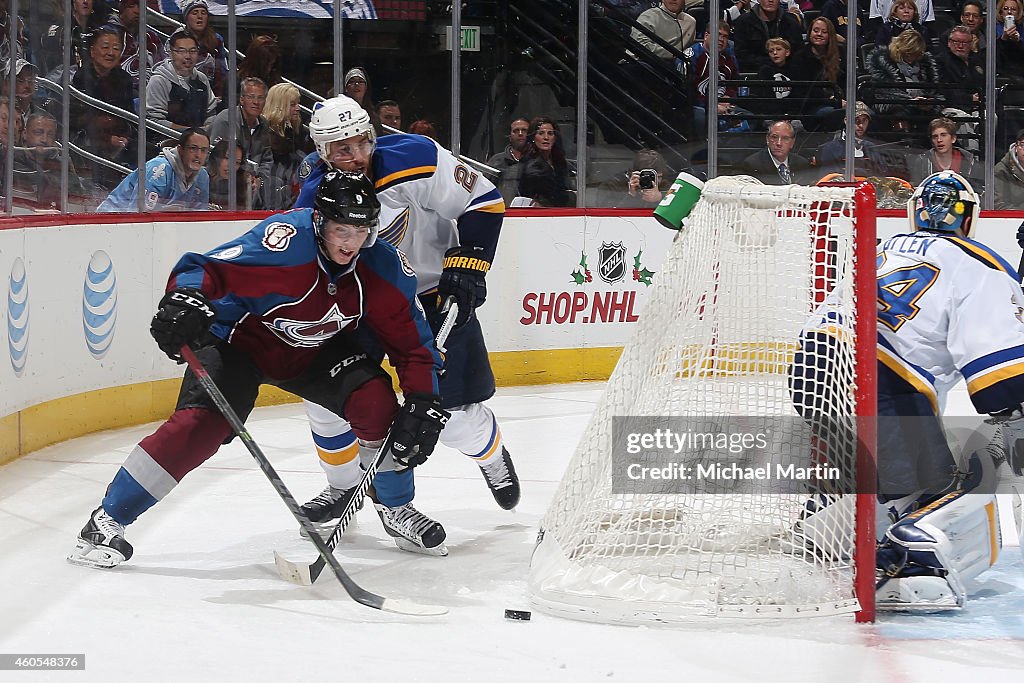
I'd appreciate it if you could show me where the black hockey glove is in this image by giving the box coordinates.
[436,245,490,327]
[150,288,216,362]
[389,393,450,468]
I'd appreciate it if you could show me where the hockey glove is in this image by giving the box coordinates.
[436,245,490,327]
[150,288,217,362]
[389,393,450,468]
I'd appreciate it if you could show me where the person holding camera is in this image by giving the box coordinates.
[997,0,1024,82]
[598,150,671,209]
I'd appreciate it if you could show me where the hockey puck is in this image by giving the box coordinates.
[504,609,532,621]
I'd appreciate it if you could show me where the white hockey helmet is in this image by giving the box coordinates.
[907,170,980,238]
[310,96,376,161]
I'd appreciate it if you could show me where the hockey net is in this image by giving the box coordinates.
[529,178,877,623]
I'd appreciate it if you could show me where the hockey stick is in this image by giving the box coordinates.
[180,345,446,617]
[273,301,459,587]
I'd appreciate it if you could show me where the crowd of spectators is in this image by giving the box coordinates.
[7,0,1024,210]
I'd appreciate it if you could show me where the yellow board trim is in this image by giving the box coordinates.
[0,347,624,466]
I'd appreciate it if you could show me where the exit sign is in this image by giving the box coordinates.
[445,26,481,52]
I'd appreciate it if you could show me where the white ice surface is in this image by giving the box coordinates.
[2,384,1023,681]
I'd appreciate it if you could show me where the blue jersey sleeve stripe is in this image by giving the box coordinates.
[961,343,1024,379]
[966,361,1024,395]
[946,236,1018,278]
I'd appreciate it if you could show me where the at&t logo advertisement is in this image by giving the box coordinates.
[521,241,655,326]
[7,257,28,375]
[83,251,118,359]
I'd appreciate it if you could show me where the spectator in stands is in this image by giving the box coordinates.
[815,101,889,175]
[821,0,863,48]
[518,115,575,207]
[732,0,805,72]
[994,127,1024,209]
[865,29,941,137]
[486,117,529,203]
[262,82,307,210]
[754,37,804,119]
[791,17,846,130]
[686,25,751,133]
[41,0,102,77]
[14,111,88,208]
[618,148,670,208]
[868,0,935,42]
[874,0,935,49]
[109,0,165,96]
[740,119,810,184]
[0,0,30,63]
[3,58,40,123]
[909,117,978,184]
[206,77,272,208]
[181,0,228,105]
[97,126,210,212]
[997,0,1024,82]
[206,138,252,210]
[629,0,697,62]
[148,29,217,133]
[936,25,984,150]
[955,0,986,55]
[81,113,133,198]
[342,67,377,130]
[407,119,436,138]
[237,34,282,88]
[377,100,402,132]
[71,27,135,152]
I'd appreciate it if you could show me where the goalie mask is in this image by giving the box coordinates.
[314,170,381,248]
[908,171,979,238]
[310,96,376,161]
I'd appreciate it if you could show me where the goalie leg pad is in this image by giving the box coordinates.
[878,475,1000,608]
[793,494,854,560]
[876,576,960,611]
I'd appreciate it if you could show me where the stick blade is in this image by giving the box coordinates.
[379,598,449,617]
[274,550,313,586]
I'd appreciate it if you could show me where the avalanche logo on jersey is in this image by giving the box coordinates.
[263,302,360,347]
[378,208,410,247]
[263,222,297,252]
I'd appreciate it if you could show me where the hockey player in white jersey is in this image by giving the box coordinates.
[292,96,519,555]
[793,171,1022,609]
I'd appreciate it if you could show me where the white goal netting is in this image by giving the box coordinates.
[529,178,875,623]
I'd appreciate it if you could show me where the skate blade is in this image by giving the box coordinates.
[394,538,448,557]
[67,540,125,569]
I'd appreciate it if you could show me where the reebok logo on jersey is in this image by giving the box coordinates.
[263,222,297,252]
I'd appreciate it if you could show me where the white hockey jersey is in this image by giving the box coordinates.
[876,232,1024,414]
[296,134,505,295]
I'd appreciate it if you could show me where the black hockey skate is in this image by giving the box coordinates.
[299,485,363,539]
[478,447,521,510]
[67,506,134,568]
[374,502,448,556]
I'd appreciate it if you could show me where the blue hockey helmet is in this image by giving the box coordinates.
[907,171,979,238]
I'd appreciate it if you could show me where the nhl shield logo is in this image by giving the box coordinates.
[598,242,627,284]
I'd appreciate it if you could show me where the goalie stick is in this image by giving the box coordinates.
[180,345,447,617]
[273,301,460,587]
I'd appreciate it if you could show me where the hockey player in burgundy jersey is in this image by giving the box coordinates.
[293,96,519,556]
[68,171,449,569]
